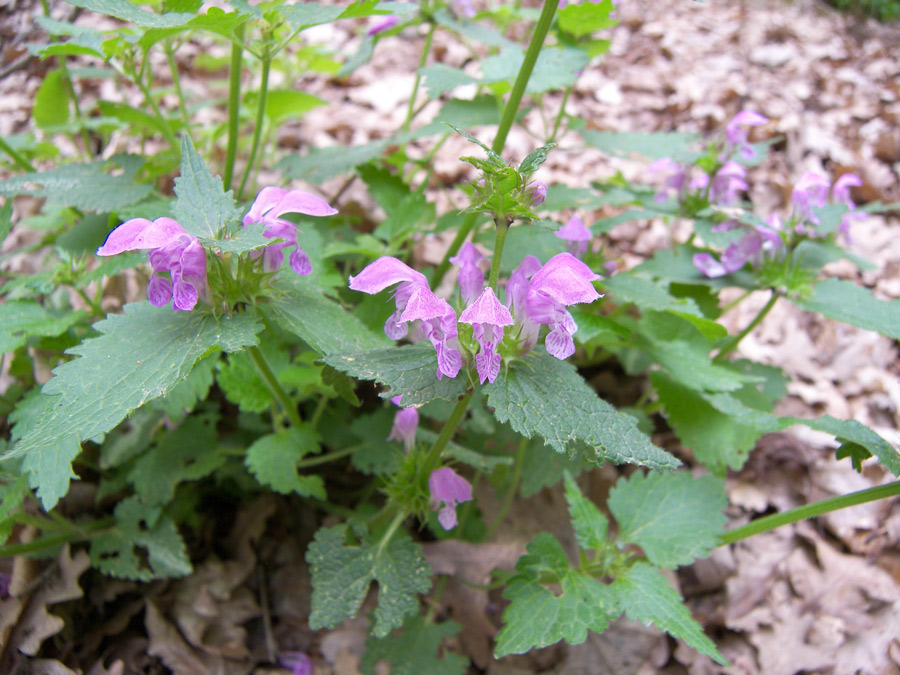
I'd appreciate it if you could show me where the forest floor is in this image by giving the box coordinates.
[1,0,900,673]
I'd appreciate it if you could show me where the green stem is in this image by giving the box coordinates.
[719,481,900,545]
[421,391,474,479]
[487,216,510,292]
[402,21,436,134]
[0,518,114,558]
[375,510,407,557]
[165,40,190,128]
[713,290,779,363]
[223,25,245,191]
[548,85,572,143]
[721,288,753,313]
[484,437,527,540]
[134,70,180,153]
[247,345,302,428]
[296,444,363,469]
[237,40,272,200]
[432,0,559,287]
[0,136,35,172]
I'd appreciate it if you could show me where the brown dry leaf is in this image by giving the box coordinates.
[145,600,215,675]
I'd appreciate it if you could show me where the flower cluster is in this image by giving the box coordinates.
[693,170,865,279]
[349,246,602,384]
[97,187,336,311]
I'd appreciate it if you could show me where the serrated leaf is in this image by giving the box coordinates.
[608,471,726,569]
[277,139,390,184]
[0,475,30,545]
[263,274,387,355]
[265,90,327,123]
[0,157,153,211]
[789,415,900,475]
[481,46,588,95]
[137,8,251,48]
[581,129,702,161]
[306,524,432,638]
[128,414,225,505]
[65,0,194,27]
[34,70,71,129]
[324,345,467,406]
[150,353,217,419]
[8,303,261,510]
[90,496,192,581]
[494,533,619,657]
[432,8,513,48]
[0,300,86,354]
[217,345,284,413]
[792,278,900,340]
[564,473,608,551]
[557,0,616,38]
[447,124,505,166]
[517,142,555,175]
[484,350,680,469]
[245,426,325,498]
[612,562,727,665]
[361,615,468,675]
[172,135,240,239]
[520,436,592,497]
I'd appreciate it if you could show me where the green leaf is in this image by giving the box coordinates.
[97,100,182,139]
[203,221,270,255]
[517,141,555,176]
[608,471,727,569]
[89,496,192,581]
[217,346,282,413]
[520,436,592,497]
[128,414,225,505]
[494,533,619,657]
[432,8,513,48]
[8,304,261,510]
[150,353,217,419]
[419,64,479,99]
[137,8,252,48]
[172,135,240,239]
[263,275,387,355]
[0,199,11,245]
[581,129,701,161]
[564,473,608,552]
[281,4,343,28]
[789,415,900,475]
[792,278,900,340]
[245,426,326,498]
[324,345,467,406]
[0,475,30,546]
[484,350,680,469]
[557,0,616,38]
[277,139,390,184]
[0,156,153,211]
[612,563,727,666]
[306,524,432,638]
[361,615,468,675]
[651,372,772,472]
[65,0,194,27]
[481,46,588,95]
[31,16,106,58]
[0,300,86,354]
[33,70,71,129]
[265,90,327,123]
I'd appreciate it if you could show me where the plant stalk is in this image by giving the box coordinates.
[713,289,779,362]
[421,391,474,479]
[0,136,35,172]
[247,345,302,428]
[223,25,245,190]
[488,216,510,291]
[237,38,272,200]
[719,480,900,545]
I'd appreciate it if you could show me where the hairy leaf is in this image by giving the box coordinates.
[792,278,900,340]
[361,615,468,675]
[581,129,701,161]
[172,135,240,239]
[608,471,727,569]
[0,300,86,354]
[564,473,608,552]
[306,524,432,637]
[245,426,325,498]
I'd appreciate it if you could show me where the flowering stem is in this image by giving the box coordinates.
[432,0,559,287]
[402,21,436,134]
[484,436,527,540]
[164,39,190,128]
[713,290,779,363]
[223,25,245,191]
[719,480,900,545]
[548,85,572,144]
[247,345,302,428]
[488,216,510,292]
[375,510,408,558]
[133,68,180,154]
[295,443,363,469]
[421,391,474,479]
[237,37,272,200]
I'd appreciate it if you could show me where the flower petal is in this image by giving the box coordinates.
[349,256,427,294]
[270,190,338,219]
[527,253,601,307]
[97,217,186,256]
[459,287,513,327]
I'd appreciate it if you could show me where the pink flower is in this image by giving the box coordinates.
[554,215,592,257]
[368,15,398,36]
[97,217,207,311]
[449,242,486,306]
[243,187,337,277]
[388,395,419,452]
[791,172,830,226]
[349,257,461,379]
[527,181,547,206]
[725,110,768,160]
[429,467,473,530]
[709,161,748,206]
[459,287,513,384]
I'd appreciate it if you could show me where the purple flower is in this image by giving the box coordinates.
[449,242,486,306]
[349,257,461,379]
[555,215,592,257]
[243,187,337,277]
[459,287,513,384]
[527,181,547,206]
[505,255,543,353]
[693,225,782,278]
[368,15,398,36]
[524,253,602,359]
[97,217,207,311]
[452,0,476,18]
[280,652,312,675]
[791,171,830,226]
[725,110,768,159]
[709,161,748,206]
[388,395,418,452]
[429,467,473,530]
[646,157,686,202]
[832,173,862,208]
